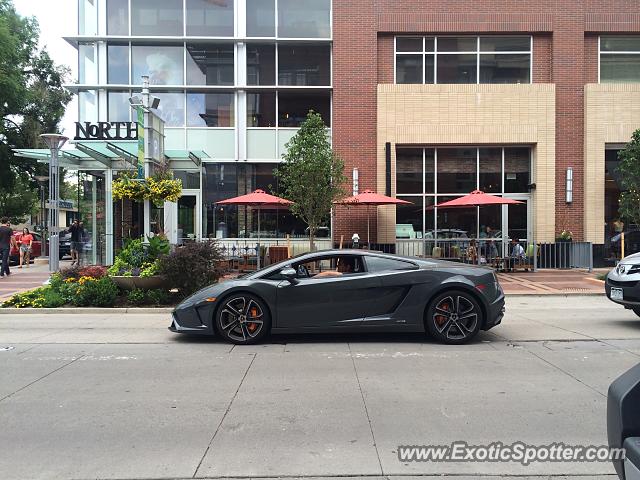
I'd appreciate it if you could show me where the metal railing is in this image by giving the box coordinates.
[211,238,332,268]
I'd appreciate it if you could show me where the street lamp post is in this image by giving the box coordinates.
[40,134,68,272]
[35,175,49,257]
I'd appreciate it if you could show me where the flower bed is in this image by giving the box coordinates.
[1,238,226,309]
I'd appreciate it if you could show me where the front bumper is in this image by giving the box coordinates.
[605,276,640,307]
[168,303,216,335]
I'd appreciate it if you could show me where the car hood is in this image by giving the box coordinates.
[619,251,640,265]
[174,278,256,310]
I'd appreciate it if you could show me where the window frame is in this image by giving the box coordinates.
[394,35,533,85]
[598,35,640,83]
[363,255,419,273]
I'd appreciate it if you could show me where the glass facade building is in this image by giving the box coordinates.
[73,0,332,240]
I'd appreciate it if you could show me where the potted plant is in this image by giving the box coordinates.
[108,236,171,290]
[112,169,182,206]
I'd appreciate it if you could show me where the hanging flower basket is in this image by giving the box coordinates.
[112,173,182,206]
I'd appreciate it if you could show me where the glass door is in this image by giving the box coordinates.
[503,196,531,256]
[177,191,200,243]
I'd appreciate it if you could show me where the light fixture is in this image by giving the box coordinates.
[352,168,359,196]
[566,167,573,204]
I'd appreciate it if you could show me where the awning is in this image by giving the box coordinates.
[13,140,209,170]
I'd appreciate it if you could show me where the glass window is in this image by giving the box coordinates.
[504,147,530,193]
[187,92,235,127]
[131,0,183,36]
[173,171,200,189]
[601,55,640,83]
[186,44,234,85]
[365,256,417,272]
[479,148,501,193]
[107,43,129,84]
[278,91,330,127]
[277,0,331,38]
[186,0,234,37]
[79,0,98,35]
[396,37,423,52]
[278,45,331,86]
[437,148,477,193]
[396,148,422,194]
[480,36,530,52]
[437,54,477,83]
[396,196,424,239]
[78,90,98,123]
[600,36,640,52]
[247,92,276,127]
[78,43,97,84]
[480,54,530,83]
[247,44,276,85]
[396,55,422,84]
[437,37,477,52]
[247,0,275,37]
[108,91,131,122]
[479,204,502,240]
[106,0,128,35]
[132,45,183,85]
[425,149,435,193]
[395,35,531,84]
[152,92,185,127]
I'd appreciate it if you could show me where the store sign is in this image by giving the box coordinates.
[74,121,138,141]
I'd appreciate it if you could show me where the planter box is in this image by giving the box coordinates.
[111,275,169,291]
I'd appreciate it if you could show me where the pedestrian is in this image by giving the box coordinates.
[18,227,34,268]
[0,217,17,278]
[78,221,87,266]
[69,219,81,266]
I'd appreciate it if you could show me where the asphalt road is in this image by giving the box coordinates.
[1,296,639,480]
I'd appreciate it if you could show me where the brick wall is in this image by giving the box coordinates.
[332,0,640,244]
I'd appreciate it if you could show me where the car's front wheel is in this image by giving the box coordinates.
[215,294,271,345]
[426,290,483,344]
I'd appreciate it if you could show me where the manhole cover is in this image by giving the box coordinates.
[0,346,15,352]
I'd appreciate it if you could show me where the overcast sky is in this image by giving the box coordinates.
[14,0,78,139]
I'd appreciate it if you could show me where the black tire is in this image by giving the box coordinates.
[632,307,640,318]
[215,293,271,345]
[425,289,483,345]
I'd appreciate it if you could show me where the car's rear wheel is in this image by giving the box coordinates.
[215,294,271,345]
[426,290,482,344]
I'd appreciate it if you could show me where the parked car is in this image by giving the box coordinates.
[607,363,640,479]
[605,252,640,316]
[9,231,42,265]
[170,249,505,345]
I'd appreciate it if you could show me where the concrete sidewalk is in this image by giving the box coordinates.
[498,269,606,295]
[0,262,50,300]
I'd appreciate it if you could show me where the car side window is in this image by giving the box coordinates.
[365,256,418,273]
[292,255,364,279]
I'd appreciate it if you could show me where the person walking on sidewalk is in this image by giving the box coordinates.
[18,227,34,268]
[0,217,17,278]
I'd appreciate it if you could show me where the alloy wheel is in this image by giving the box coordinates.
[219,296,265,343]
[433,294,479,341]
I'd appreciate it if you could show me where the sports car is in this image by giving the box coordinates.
[169,249,505,345]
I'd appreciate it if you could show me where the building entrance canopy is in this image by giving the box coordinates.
[14,141,208,171]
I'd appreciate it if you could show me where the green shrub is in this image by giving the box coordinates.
[159,241,224,297]
[41,288,66,308]
[146,288,169,305]
[2,288,47,308]
[73,277,119,307]
[127,288,146,305]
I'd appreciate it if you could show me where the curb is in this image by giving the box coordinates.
[0,307,174,314]
[505,292,605,297]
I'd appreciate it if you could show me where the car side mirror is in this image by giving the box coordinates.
[280,267,298,284]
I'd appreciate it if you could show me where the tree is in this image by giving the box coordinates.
[275,111,347,250]
[0,0,72,221]
[617,129,640,226]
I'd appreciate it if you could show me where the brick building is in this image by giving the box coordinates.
[332,1,640,263]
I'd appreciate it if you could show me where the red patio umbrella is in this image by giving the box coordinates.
[334,189,412,245]
[217,189,293,269]
[432,190,523,241]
